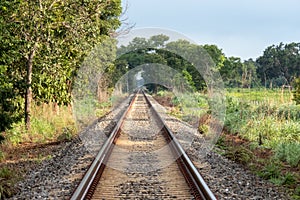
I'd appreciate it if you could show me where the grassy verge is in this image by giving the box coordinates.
[154,88,300,199]
[2,102,76,145]
[0,101,111,198]
[215,133,300,199]
[219,88,299,199]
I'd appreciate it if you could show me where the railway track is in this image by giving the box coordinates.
[71,90,216,200]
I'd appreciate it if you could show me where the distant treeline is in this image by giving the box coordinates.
[115,35,300,90]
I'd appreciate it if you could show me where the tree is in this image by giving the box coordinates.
[0,66,24,132]
[0,0,122,130]
[256,42,300,87]
[241,59,259,88]
[0,1,26,131]
[220,56,243,87]
[203,44,226,70]
[149,34,169,48]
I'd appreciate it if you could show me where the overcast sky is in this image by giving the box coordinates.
[120,0,300,60]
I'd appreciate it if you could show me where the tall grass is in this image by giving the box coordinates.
[227,87,293,105]
[4,102,76,145]
[225,88,300,167]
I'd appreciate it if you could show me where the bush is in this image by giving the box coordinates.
[224,146,254,164]
[57,127,75,141]
[258,163,281,179]
[270,172,296,186]
[275,143,300,167]
[224,97,251,134]
[0,66,24,132]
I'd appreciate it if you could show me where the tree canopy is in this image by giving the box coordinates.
[256,42,300,88]
[0,0,122,131]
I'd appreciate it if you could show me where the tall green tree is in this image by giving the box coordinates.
[0,0,121,130]
[241,59,258,88]
[203,44,226,70]
[220,56,243,87]
[256,42,300,87]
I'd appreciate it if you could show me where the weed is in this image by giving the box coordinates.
[198,124,209,134]
[4,102,75,145]
[270,177,284,185]
[258,163,281,180]
[269,172,296,186]
[292,186,300,199]
[224,146,254,165]
[0,151,5,162]
[275,143,300,167]
[0,167,18,199]
[57,126,75,141]
[281,172,296,185]
[215,135,227,149]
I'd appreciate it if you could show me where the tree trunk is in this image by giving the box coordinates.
[248,71,252,89]
[264,73,267,88]
[25,48,35,130]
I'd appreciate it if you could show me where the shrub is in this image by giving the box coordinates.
[258,163,281,179]
[281,172,296,185]
[275,143,300,167]
[57,127,75,141]
[270,172,296,186]
[224,146,254,164]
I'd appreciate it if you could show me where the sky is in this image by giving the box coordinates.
[120,0,300,60]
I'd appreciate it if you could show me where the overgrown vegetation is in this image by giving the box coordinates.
[3,103,75,145]
[156,88,300,198]
[0,167,19,199]
[0,0,122,131]
[222,88,300,198]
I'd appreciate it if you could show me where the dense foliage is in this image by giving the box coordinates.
[115,36,300,92]
[257,42,300,87]
[0,0,121,131]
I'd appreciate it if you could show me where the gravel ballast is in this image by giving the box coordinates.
[9,94,290,199]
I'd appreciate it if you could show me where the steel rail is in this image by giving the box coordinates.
[142,91,217,200]
[71,89,217,200]
[70,92,138,200]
